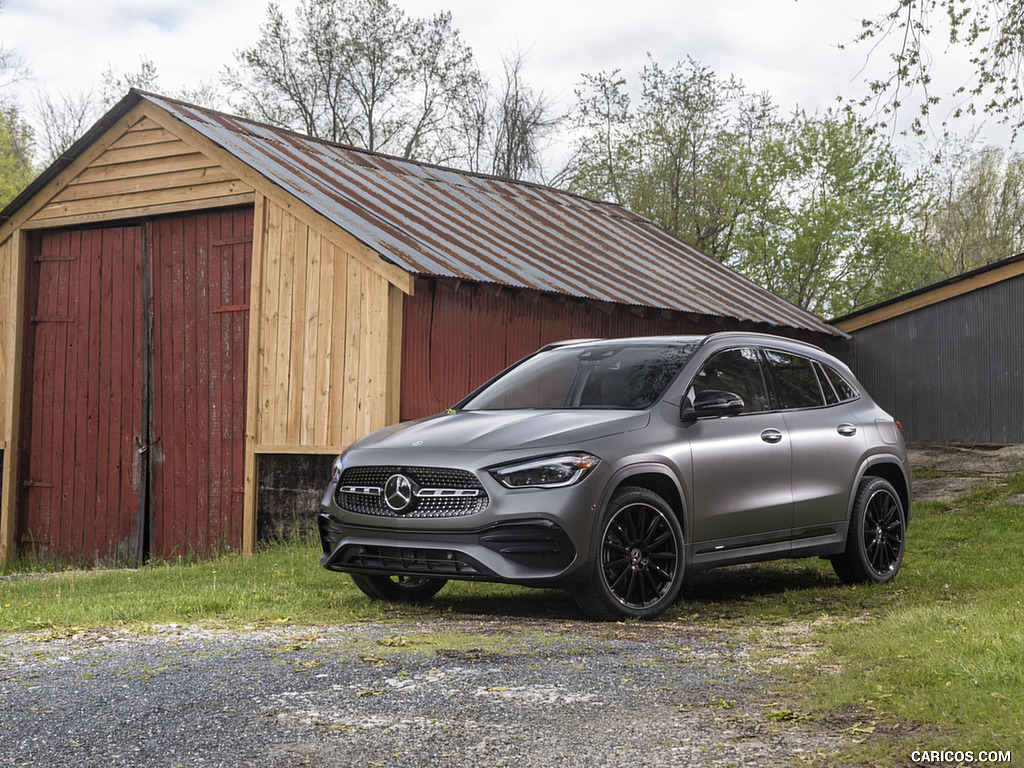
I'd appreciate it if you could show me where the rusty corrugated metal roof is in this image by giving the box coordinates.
[87,92,844,335]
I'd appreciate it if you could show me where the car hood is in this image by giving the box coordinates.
[349,409,650,455]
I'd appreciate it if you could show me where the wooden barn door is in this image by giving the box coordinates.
[21,226,146,563]
[147,210,252,559]
[20,208,252,563]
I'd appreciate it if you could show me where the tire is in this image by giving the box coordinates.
[574,487,685,621]
[832,476,906,585]
[350,574,448,602]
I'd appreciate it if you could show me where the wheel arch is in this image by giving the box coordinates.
[855,456,911,526]
[604,464,688,539]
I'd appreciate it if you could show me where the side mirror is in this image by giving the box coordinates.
[689,389,745,419]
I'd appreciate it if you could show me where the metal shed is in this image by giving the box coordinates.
[832,253,1024,444]
[0,90,838,565]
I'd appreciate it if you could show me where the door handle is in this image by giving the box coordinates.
[837,424,857,437]
[760,428,783,444]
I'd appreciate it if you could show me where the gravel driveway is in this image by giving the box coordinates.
[0,615,843,767]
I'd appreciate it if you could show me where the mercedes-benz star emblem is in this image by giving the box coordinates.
[383,474,415,512]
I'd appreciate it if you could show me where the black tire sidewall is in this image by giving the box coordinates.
[351,574,448,602]
[578,486,685,621]
[836,476,906,584]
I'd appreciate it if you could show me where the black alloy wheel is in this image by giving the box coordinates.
[832,476,906,584]
[574,486,684,621]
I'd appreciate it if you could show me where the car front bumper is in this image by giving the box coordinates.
[318,513,588,586]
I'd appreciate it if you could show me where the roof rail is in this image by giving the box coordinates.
[697,331,824,350]
[537,338,604,352]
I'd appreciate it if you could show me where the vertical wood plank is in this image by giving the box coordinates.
[0,231,26,565]
[286,218,309,445]
[313,233,334,446]
[342,256,364,446]
[300,230,321,445]
[258,201,282,446]
[243,196,268,555]
[328,242,349,446]
[386,283,404,425]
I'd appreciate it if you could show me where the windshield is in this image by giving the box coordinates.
[461,342,699,411]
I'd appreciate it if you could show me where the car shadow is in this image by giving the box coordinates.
[422,562,843,625]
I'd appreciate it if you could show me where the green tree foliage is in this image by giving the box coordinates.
[849,0,1024,138]
[226,0,483,164]
[0,103,34,207]
[731,112,930,317]
[570,59,750,261]
[0,0,34,205]
[568,58,926,316]
[917,143,1024,277]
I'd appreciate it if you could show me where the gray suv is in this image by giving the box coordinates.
[318,332,910,620]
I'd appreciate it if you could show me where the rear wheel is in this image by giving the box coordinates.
[832,476,906,584]
[574,487,685,621]
[350,574,448,602]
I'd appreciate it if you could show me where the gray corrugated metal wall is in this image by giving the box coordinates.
[831,273,1024,444]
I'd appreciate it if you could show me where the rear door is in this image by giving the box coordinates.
[763,349,866,541]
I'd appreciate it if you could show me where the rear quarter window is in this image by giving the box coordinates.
[821,363,860,402]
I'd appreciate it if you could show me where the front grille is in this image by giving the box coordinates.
[335,466,489,518]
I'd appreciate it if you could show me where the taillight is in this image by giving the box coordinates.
[894,420,905,437]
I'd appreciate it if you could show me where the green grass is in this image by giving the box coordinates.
[799,479,1024,764]
[0,533,560,630]
[2,479,1023,766]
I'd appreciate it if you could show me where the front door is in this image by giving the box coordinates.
[684,347,793,551]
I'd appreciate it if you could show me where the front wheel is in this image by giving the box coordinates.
[832,476,906,584]
[350,574,448,602]
[574,487,685,621]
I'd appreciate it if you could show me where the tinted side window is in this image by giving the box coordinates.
[764,350,825,409]
[821,364,859,402]
[814,361,840,405]
[689,348,770,413]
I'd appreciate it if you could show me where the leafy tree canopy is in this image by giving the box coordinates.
[567,57,927,316]
[226,0,483,165]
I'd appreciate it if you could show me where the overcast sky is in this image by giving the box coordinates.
[2,0,1008,156]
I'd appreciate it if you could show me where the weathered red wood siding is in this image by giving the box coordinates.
[149,209,252,559]
[21,226,145,562]
[400,277,732,420]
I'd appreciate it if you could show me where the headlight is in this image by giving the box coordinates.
[489,453,601,489]
[330,455,344,484]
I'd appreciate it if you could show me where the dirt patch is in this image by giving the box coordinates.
[908,443,1024,502]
